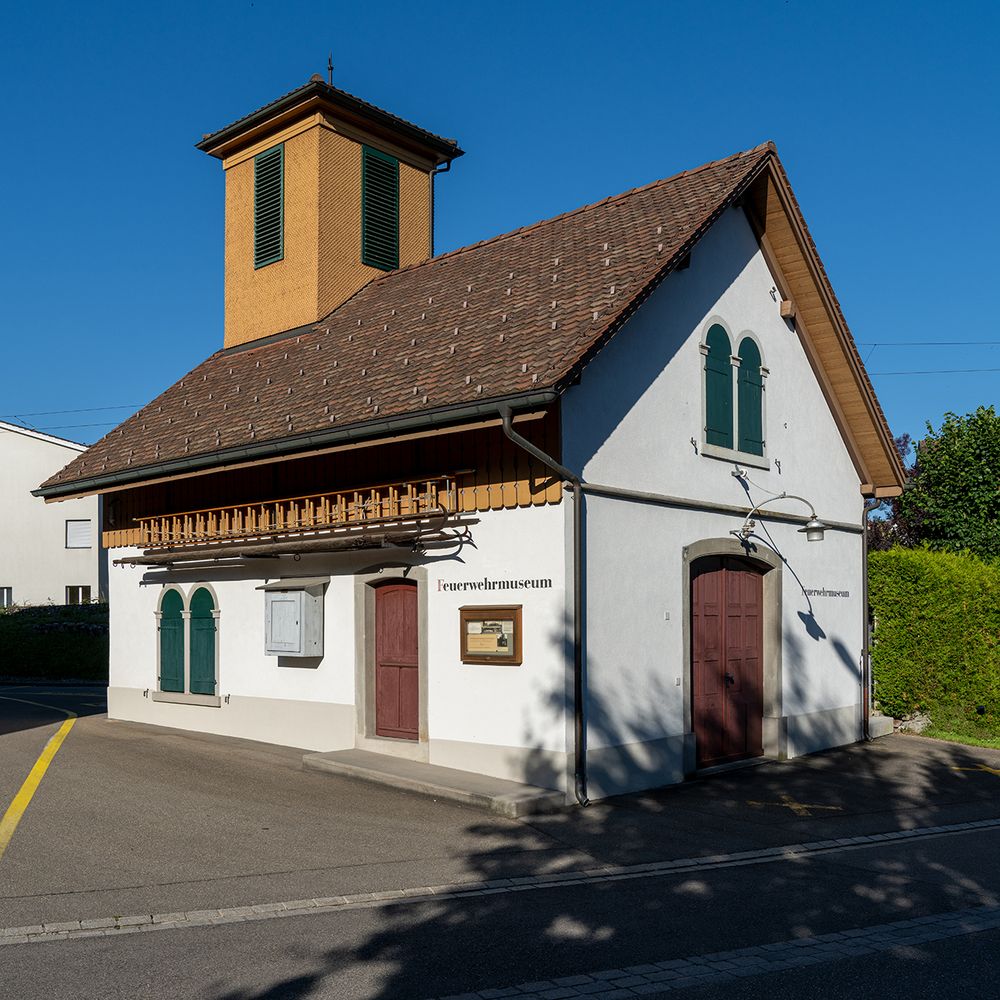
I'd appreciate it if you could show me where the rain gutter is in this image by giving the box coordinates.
[33,390,559,501]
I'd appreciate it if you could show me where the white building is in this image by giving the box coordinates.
[37,80,904,802]
[1,422,105,606]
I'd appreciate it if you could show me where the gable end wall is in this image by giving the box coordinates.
[560,207,866,793]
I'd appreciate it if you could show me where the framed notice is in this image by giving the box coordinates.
[459,605,523,665]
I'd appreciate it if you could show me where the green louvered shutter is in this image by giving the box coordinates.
[159,590,185,693]
[737,338,764,456]
[704,325,734,449]
[361,146,399,271]
[254,144,284,268]
[189,587,217,696]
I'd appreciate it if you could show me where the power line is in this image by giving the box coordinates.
[0,404,140,418]
[858,341,1000,347]
[33,421,123,431]
[870,368,1000,376]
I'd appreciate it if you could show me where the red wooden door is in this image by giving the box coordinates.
[691,557,764,768]
[375,582,419,740]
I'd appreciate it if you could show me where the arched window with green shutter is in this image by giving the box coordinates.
[737,337,764,456]
[189,588,218,696]
[704,325,733,449]
[158,590,184,693]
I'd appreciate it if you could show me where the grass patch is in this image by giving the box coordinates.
[920,727,1000,751]
[0,604,108,682]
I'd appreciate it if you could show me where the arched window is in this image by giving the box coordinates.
[737,337,764,456]
[704,324,733,449]
[158,589,185,693]
[189,587,218,696]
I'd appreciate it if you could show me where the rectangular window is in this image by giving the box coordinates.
[65,519,92,549]
[253,144,284,268]
[0,587,12,608]
[66,586,91,606]
[361,146,399,271]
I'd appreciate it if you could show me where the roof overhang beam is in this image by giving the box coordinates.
[34,391,557,502]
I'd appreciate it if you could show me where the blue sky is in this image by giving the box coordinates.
[1,1,996,454]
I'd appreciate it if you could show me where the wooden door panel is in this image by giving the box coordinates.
[692,557,765,767]
[376,664,401,733]
[692,558,724,763]
[375,583,419,740]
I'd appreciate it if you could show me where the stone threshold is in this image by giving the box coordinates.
[302,748,567,818]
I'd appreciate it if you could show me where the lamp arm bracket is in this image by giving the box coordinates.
[746,493,818,522]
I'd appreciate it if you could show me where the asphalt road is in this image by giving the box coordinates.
[3,685,1000,999]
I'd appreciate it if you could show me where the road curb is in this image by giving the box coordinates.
[3,815,1000,947]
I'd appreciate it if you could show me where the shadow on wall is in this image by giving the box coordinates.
[562,208,759,471]
[510,519,864,798]
[507,612,683,797]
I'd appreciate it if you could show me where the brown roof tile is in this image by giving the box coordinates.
[41,143,773,493]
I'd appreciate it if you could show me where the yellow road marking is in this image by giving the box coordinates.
[0,696,77,864]
[953,763,1000,777]
[746,793,843,818]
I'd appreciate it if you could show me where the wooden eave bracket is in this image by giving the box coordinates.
[861,483,904,499]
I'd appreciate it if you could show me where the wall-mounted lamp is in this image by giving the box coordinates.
[730,468,828,543]
[798,518,828,543]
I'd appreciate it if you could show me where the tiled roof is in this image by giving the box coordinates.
[41,144,772,492]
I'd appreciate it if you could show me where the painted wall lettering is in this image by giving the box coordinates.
[438,577,553,593]
[802,587,851,598]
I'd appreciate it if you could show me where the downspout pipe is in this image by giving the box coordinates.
[498,406,589,806]
[430,159,451,260]
[861,497,880,740]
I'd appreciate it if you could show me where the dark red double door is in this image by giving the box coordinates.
[691,557,764,768]
[374,581,419,741]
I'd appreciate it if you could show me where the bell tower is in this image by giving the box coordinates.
[197,77,463,348]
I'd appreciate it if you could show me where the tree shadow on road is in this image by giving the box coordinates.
[208,542,1000,999]
[206,689,1000,999]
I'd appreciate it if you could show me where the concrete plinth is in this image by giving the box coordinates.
[302,749,568,818]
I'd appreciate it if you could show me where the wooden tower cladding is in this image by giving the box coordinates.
[197,79,463,348]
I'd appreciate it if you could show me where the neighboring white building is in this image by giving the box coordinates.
[37,80,904,802]
[1,422,106,606]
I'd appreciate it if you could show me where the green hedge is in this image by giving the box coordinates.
[869,547,1000,734]
[0,603,109,682]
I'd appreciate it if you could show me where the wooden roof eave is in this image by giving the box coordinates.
[34,405,554,504]
[744,160,905,498]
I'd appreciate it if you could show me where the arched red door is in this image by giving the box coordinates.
[374,581,419,740]
[691,556,764,768]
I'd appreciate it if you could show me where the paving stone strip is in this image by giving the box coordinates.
[430,903,1000,999]
[2,816,999,947]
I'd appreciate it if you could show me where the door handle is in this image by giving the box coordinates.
[724,673,735,684]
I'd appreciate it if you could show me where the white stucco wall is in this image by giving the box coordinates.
[561,206,867,792]
[107,503,570,779]
[102,203,877,800]
[0,423,104,605]
[426,504,570,757]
